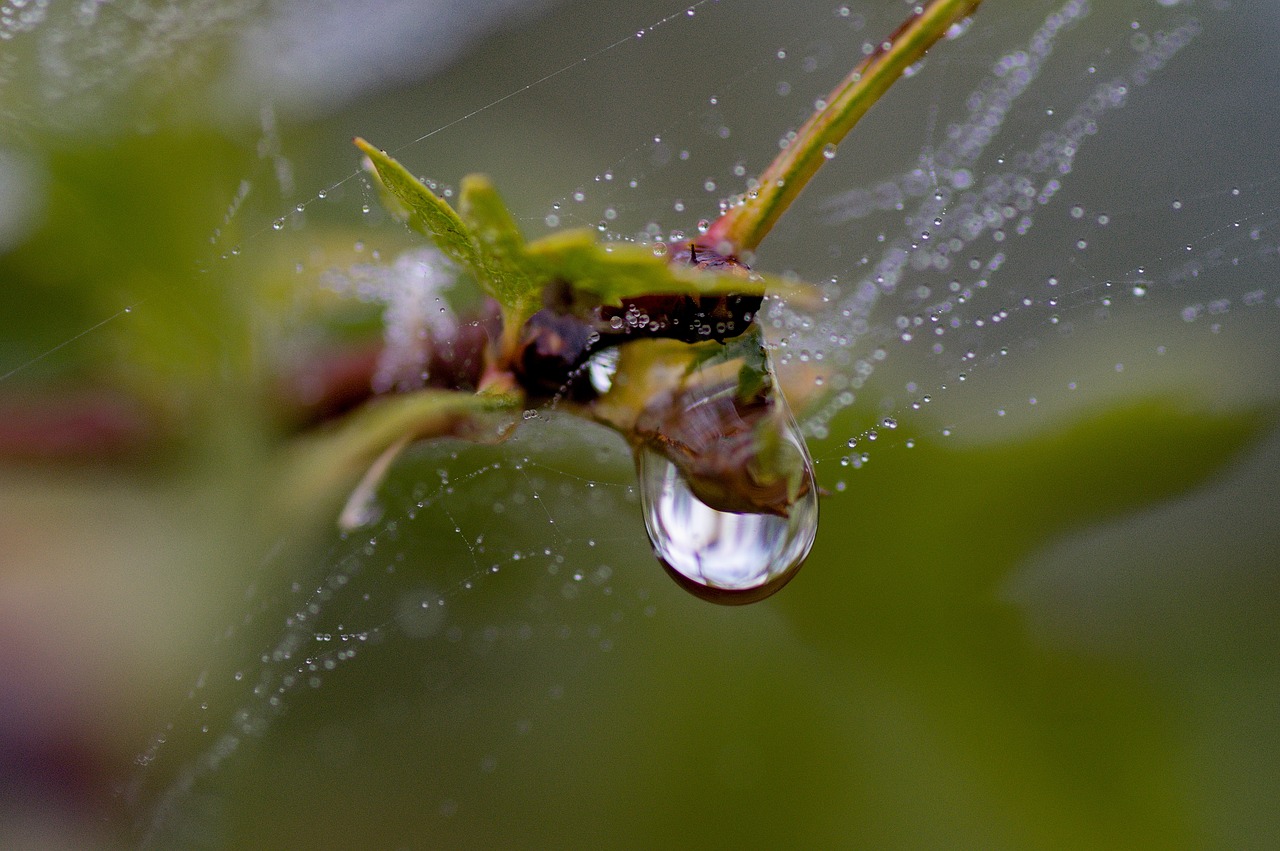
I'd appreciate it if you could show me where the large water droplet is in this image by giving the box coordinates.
[636,410,818,605]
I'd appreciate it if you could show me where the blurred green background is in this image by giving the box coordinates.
[2,1,1278,848]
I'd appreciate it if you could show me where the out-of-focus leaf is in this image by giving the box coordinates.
[789,400,1273,640]
[278,387,519,524]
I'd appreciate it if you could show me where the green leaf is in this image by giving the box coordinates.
[456,174,540,325]
[354,137,480,273]
[525,229,773,306]
[681,325,771,401]
[355,140,816,343]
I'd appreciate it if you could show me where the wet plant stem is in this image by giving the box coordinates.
[704,0,983,254]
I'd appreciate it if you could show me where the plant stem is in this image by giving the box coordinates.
[704,0,983,253]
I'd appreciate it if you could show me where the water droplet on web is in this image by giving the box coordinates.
[636,400,817,605]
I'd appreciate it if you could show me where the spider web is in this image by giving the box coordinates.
[2,0,1278,847]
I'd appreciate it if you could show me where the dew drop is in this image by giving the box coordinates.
[822,143,838,160]
[636,391,817,605]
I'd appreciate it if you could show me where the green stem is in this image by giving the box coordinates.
[704,0,983,253]
[278,389,520,527]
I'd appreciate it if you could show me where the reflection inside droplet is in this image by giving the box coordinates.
[586,347,619,394]
[636,412,818,605]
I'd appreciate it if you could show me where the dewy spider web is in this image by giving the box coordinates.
[2,0,1274,846]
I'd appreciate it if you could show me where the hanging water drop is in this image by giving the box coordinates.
[629,330,818,604]
[637,423,817,605]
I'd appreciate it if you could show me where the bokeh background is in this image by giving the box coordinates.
[2,0,1278,847]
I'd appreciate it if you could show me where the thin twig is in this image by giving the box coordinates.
[704,0,983,253]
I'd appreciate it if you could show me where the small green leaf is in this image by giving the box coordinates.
[685,326,771,401]
[748,414,807,503]
[736,357,770,403]
[525,229,771,306]
[354,138,480,273]
[457,174,540,326]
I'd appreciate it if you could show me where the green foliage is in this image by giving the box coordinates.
[355,138,480,272]
[523,228,768,305]
[684,326,771,400]
[456,174,541,324]
[354,138,772,328]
